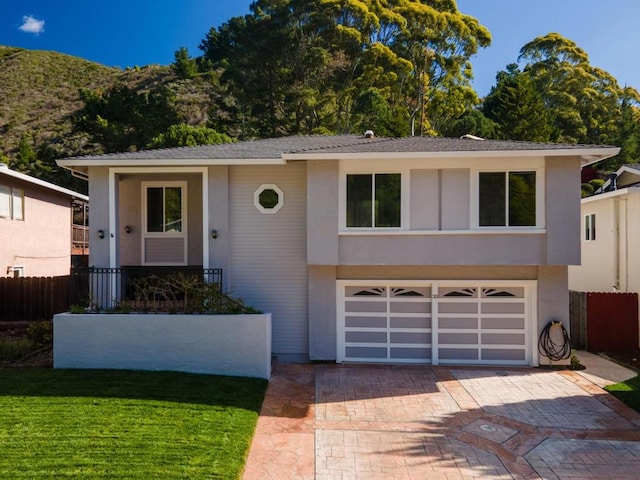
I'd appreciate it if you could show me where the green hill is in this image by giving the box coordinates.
[0,46,217,190]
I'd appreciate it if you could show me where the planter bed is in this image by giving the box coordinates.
[53,312,272,379]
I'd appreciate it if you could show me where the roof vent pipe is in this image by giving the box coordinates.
[364,130,374,139]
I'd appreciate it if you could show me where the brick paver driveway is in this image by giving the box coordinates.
[244,364,640,479]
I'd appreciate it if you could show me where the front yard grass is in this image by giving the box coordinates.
[0,368,267,479]
[604,375,640,413]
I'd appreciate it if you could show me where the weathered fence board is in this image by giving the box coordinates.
[0,276,70,322]
[569,291,587,349]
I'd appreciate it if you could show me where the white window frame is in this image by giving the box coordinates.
[471,166,545,230]
[340,168,408,231]
[10,266,25,278]
[254,184,284,214]
[141,181,188,266]
[585,213,596,241]
[0,185,24,221]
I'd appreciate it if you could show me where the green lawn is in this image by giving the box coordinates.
[604,375,640,413]
[0,368,267,479]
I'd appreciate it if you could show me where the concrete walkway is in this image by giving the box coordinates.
[243,355,640,479]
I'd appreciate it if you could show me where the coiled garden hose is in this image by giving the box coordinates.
[538,320,571,361]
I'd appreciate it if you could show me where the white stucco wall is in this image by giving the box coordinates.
[53,313,272,379]
[569,189,640,293]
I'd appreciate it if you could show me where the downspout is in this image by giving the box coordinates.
[613,198,620,291]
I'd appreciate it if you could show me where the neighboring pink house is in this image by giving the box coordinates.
[0,164,88,278]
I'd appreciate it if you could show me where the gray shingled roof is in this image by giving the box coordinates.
[61,135,617,162]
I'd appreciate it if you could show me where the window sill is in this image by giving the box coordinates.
[339,229,546,236]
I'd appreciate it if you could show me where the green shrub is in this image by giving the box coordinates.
[589,178,605,191]
[26,320,53,349]
[0,338,34,362]
[581,183,594,197]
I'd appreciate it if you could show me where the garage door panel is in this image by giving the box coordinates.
[440,317,478,329]
[345,316,387,328]
[390,332,431,344]
[481,333,525,344]
[481,303,525,314]
[482,348,526,361]
[390,302,431,314]
[390,317,431,329]
[345,331,387,343]
[440,348,478,360]
[346,346,387,359]
[439,332,478,344]
[391,347,431,359]
[482,317,525,329]
[439,303,479,314]
[345,301,386,313]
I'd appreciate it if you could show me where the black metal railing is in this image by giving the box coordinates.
[70,266,224,312]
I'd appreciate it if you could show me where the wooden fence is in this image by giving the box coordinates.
[570,291,639,353]
[0,276,70,322]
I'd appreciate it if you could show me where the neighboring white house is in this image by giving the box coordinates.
[57,135,619,367]
[569,164,640,293]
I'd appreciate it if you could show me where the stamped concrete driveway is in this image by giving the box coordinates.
[243,363,640,479]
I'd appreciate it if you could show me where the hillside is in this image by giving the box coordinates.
[0,46,216,185]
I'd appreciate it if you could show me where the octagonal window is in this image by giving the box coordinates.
[254,184,284,214]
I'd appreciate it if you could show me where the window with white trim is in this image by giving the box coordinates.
[145,185,184,233]
[585,213,596,241]
[141,181,188,265]
[346,173,401,228]
[0,185,24,220]
[478,171,537,227]
[254,184,284,214]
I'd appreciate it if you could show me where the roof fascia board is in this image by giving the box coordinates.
[284,147,620,162]
[0,167,88,200]
[56,157,286,168]
[581,187,639,204]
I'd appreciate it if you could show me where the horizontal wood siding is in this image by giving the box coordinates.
[229,163,308,356]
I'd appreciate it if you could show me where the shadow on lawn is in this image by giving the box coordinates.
[0,368,267,410]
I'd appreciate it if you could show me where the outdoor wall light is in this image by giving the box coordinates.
[211,229,218,239]
[124,225,132,234]
[97,229,105,239]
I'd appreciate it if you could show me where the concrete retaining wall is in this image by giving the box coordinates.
[53,313,272,379]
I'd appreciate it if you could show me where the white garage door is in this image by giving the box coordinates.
[337,281,535,366]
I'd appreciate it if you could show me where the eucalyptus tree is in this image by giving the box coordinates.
[200,0,491,137]
[518,33,623,145]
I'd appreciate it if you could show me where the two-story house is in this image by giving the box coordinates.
[0,164,88,277]
[57,135,618,366]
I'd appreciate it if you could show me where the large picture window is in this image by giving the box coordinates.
[346,173,401,228]
[479,171,536,227]
[0,185,24,220]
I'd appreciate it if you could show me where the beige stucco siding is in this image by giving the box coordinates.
[545,156,581,265]
[409,169,439,229]
[229,163,308,358]
[88,167,110,267]
[0,181,72,277]
[338,234,546,265]
[441,169,470,229]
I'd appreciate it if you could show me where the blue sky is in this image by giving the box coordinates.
[1,0,639,96]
